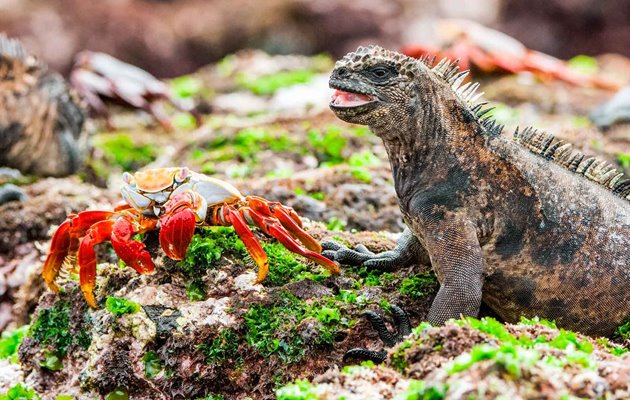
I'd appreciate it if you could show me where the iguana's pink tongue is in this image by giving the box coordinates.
[331,89,374,107]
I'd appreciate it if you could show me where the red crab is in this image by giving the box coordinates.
[70,51,200,131]
[401,19,620,90]
[42,168,339,307]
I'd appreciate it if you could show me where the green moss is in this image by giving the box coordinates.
[340,360,375,374]
[186,280,207,301]
[518,316,557,329]
[172,113,197,130]
[40,349,63,371]
[0,384,41,400]
[348,150,381,183]
[92,133,157,172]
[399,272,438,299]
[105,297,141,316]
[245,293,350,363]
[325,217,346,232]
[76,311,92,349]
[349,264,395,287]
[194,395,225,400]
[199,329,240,365]
[595,337,628,356]
[396,380,446,400]
[567,55,599,75]
[449,343,539,378]
[307,126,347,165]
[143,351,163,378]
[485,103,521,126]
[458,317,516,343]
[238,70,314,95]
[618,153,630,169]
[170,75,203,99]
[276,379,318,400]
[30,301,72,356]
[262,241,317,286]
[615,316,630,340]
[412,321,433,335]
[391,339,414,373]
[547,330,593,353]
[0,325,28,362]
[55,395,74,400]
[181,225,324,287]
[180,227,247,276]
[335,290,367,305]
[105,388,128,400]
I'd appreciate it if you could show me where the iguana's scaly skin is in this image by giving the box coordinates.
[324,45,630,337]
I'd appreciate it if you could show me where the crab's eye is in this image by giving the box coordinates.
[368,65,396,82]
[122,172,133,185]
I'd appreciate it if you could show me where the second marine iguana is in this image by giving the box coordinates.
[0,34,85,179]
[323,45,630,338]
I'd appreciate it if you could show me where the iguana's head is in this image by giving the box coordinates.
[329,45,427,129]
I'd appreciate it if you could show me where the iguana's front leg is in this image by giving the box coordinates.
[424,220,484,324]
[321,227,428,271]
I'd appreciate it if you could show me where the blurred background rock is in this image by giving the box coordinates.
[1,0,627,78]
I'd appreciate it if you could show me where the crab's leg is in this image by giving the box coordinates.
[242,208,340,275]
[42,211,115,293]
[111,214,157,274]
[77,220,116,307]
[148,102,174,131]
[246,196,322,253]
[42,219,72,293]
[221,204,269,283]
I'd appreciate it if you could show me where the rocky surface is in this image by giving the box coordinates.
[279,320,630,399]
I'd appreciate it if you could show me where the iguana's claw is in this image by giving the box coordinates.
[343,348,388,363]
[343,305,412,364]
[321,241,408,271]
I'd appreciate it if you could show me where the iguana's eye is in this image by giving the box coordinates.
[367,65,397,82]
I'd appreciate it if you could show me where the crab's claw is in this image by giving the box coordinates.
[244,207,340,277]
[111,215,156,274]
[158,206,196,260]
[158,191,206,260]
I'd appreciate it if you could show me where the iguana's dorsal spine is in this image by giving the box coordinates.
[418,51,630,201]
[0,34,44,82]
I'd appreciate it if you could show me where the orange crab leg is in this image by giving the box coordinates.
[77,219,116,307]
[42,219,72,293]
[243,208,340,275]
[222,204,269,283]
[111,215,157,274]
[42,210,115,293]
[246,196,321,253]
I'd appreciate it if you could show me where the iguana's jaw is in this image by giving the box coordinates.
[328,82,378,120]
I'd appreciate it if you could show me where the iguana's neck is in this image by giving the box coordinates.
[370,96,475,197]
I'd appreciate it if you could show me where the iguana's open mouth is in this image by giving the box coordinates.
[330,89,376,108]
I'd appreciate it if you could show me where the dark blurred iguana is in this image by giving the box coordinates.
[323,45,630,338]
[0,34,85,179]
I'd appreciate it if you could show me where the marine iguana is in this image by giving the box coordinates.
[323,45,630,338]
[0,34,85,179]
